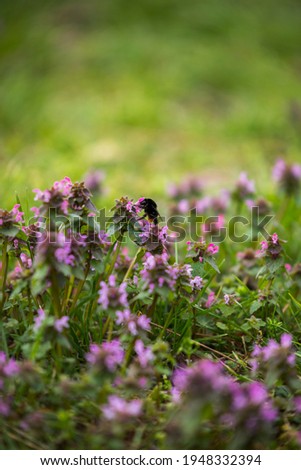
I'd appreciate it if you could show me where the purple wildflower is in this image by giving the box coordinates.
[281,333,292,348]
[98,275,128,310]
[257,233,283,259]
[171,358,277,443]
[250,334,297,388]
[0,352,6,365]
[20,252,32,269]
[294,397,301,413]
[205,291,216,308]
[189,276,203,290]
[177,199,190,214]
[203,215,225,238]
[234,172,256,199]
[55,233,75,266]
[273,159,301,194]
[84,169,105,195]
[54,316,69,333]
[0,205,24,230]
[134,339,154,368]
[33,308,46,331]
[11,204,24,223]
[115,309,150,335]
[167,176,203,200]
[206,242,219,255]
[0,399,10,416]
[3,358,20,377]
[102,395,142,420]
[86,340,124,372]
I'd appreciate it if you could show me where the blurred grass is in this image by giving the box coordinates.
[0,0,301,208]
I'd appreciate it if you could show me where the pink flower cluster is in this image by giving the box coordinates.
[234,172,256,199]
[187,239,219,263]
[102,395,142,420]
[273,159,301,194]
[98,275,128,310]
[172,359,277,427]
[0,352,20,379]
[202,215,225,237]
[167,176,203,200]
[134,339,154,368]
[86,340,125,372]
[250,333,296,373]
[54,233,76,266]
[116,309,150,336]
[140,252,204,293]
[0,204,24,227]
[257,232,283,259]
[33,177,72,202]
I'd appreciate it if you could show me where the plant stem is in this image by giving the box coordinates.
[147,293,158,319]
[160,304,175,338]
[1,239,9,313]
[123,247,143,282]
[0,320,8,353]
[106,238,123,279]
[62,275,74,311]
[27,285,33,325]
[174,241,178,265]
[69,255,91,314]
[102,314,110,335]
[50,270,61,317]
[122,338,136,373]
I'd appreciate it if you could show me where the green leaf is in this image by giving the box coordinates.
[267,257,284,274]
[191,262,205,277]
[250,300,262,315]
[203,255,220,273]
[0,225,20,237]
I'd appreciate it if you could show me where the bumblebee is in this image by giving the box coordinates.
[138,197,160,225]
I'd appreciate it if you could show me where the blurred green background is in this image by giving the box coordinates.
[1,0,301,207]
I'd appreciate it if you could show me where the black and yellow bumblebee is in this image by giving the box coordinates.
[138,197,160,225]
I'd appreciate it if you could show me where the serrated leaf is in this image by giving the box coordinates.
[203,255,220,273]
[106,223,123,237]
[0,225,20,237]
[267,257,284,274]
[250,300,262,315]
[218,304,234,316]
[191,262,205,277]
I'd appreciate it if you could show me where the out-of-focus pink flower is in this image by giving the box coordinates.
[20,253,32,269]
[205,291,215,308]
[234,172,255,199]
[54,316,69,333]
[11,204,24,223]
[102,395,142,420]
[85,169,105,194]
[86,340,124,372]
[206,243,219,255]
[273,159,301,194]
[98,275,128,310]
[34,308,46,331]
[0,399,10,416]
[3,358,20,377]
[190,276,203,290]
[271,233,278,244]
[134,339,154,368]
